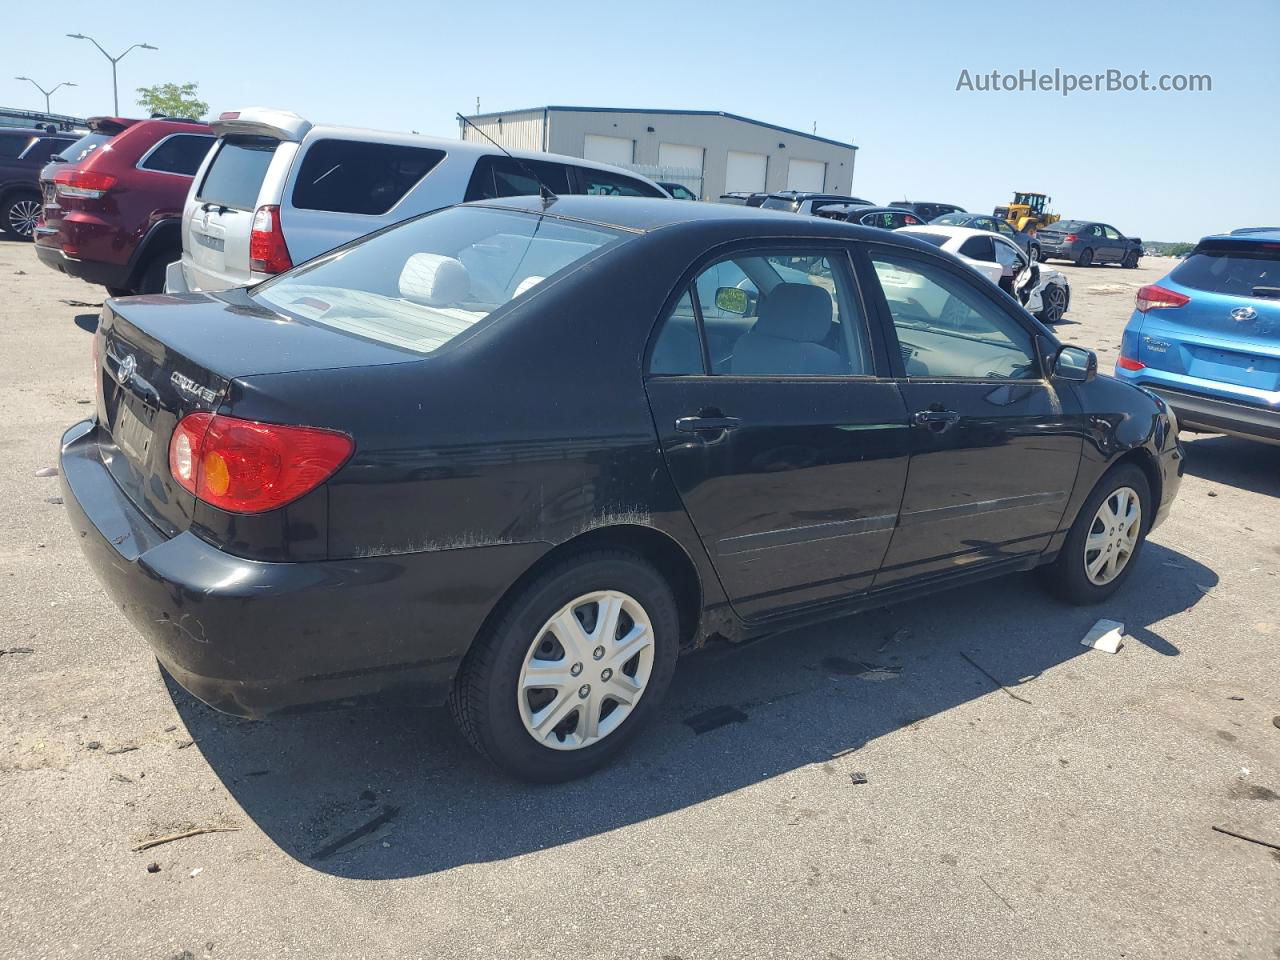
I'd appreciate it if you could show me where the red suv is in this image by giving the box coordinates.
[36,117,214,295]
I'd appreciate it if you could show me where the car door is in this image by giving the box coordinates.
[861,244,1083,587]
[1099,225,1125,261]
[645,245,910,620]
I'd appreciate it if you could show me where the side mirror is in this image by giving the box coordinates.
[1054,344,1097,382]
[714,286,750,316]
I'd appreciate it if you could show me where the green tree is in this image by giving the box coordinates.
[135,82,208,120]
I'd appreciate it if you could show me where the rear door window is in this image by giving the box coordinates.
[20,138,75,162]
[292,139,446,215]
[959,236,996,261]
[572,166,666,198]
[0,135,33,159]
[463,156,573,201]
[197,137,280,210]
[139,134,214,175]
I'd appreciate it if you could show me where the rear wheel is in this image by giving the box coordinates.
[1076,247,1094,267]
[1039,463,1150,605]
[449,550,680,782]
[1,192,41,239]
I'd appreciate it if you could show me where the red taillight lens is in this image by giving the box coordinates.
[53,169,118,199]
[168,413,352,514]
[1117,356,1145,371]
[249,204,293,274]
[1064,234,1078,243]
[1135,284,1190,312]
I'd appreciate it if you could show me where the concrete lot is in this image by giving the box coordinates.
[1,238,1277,960]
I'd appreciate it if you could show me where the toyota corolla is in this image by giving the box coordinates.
[61,196,1183,781]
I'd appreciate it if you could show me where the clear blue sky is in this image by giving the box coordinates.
[7,0,1276,240]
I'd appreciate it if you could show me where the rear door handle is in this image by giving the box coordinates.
[675,416,741,434]
[912,409,960,426]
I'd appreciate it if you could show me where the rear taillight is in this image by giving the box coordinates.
[169,413,353,514]
[1117,356,1145,371]
[52,169,117,199]
[1064,234,1078,243]
[1135,284,1190,312]
[249,204,293,274]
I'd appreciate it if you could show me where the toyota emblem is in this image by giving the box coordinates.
[118,353,138,384]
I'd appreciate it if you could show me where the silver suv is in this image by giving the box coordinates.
[169,107,669,293]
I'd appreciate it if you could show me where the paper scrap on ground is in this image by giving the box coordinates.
[1081,619,1124,653]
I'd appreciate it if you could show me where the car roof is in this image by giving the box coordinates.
[1216,227,1280,242]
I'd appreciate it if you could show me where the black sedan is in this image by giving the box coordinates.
[61,196,1184,782]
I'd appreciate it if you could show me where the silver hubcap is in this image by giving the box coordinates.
[9,199,41,236]
[1046,286,1066,321]
[1084,486,1142,585]
[517,590,655,751]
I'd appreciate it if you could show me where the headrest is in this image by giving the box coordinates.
[399,253,470,306]
[754,283,833,342]
[512,275,545,298]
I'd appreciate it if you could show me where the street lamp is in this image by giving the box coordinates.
[65,34,157,115]
[14,77,78,113]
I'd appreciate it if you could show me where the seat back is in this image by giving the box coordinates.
[731,283,845,376]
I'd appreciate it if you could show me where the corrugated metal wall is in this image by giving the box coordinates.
[459,110,546,152]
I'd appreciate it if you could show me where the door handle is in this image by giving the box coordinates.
[912,409,960,426]
[675,416,741,434]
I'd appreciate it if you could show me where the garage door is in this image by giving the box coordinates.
[658,142,704,175]
[583,134,634,167]
[787,158,827,192]
[725,151,767,194]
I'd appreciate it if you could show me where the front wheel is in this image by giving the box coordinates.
[1,192,41,239]
[1122,251,1139,269]
[450,550,680,782]
[1039,463,1151,605]
[1036,283,1068,324]
[1076,247,1094,267]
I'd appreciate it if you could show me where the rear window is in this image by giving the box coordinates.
[904,232,950,247]
[464,156,573,202]
[139,134,214,175]
[252,206,625,355]
[1052,220,1088,232]
[573,167,665,198]
[197,137,279,210]
[57,132,114,164]
[292,139,445,215]
[1170,244,1280,298]
[932,213,969,225]
[760,197,797,211]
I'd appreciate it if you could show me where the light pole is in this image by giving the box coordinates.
[65,34,157,115]
[14,77,77,113]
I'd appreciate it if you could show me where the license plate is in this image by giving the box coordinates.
[114,400,154,463]
[193,231,225,252]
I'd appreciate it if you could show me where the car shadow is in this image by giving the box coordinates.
[73,313,98,334]
[1180,434,1280,497]
[167,540,1213,880]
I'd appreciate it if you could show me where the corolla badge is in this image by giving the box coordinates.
[117,353,138,384]
[1231,306,1258,322]
[170,371,218,404]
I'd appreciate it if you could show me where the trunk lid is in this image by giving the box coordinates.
[94,290,418,533]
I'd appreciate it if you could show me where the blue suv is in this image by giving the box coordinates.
[1116,230,1280,445]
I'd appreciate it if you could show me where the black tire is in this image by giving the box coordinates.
[1039,463,1151,605]
[1036,283,1068,324]
[449,550,680,782]
[1,191,42,240]
[1029,242,1041,263]
[1075,247,1094,267]
[135,255,172,294]
[1122,250,1139,269]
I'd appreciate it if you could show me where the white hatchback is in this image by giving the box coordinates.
[169,107,668,293]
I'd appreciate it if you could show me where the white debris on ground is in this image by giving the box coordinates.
[1081,619,1125,653]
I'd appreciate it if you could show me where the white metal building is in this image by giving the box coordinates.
[458,106,858,200]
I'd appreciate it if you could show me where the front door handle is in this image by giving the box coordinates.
[675,415,741,434]
[912,409,960,426]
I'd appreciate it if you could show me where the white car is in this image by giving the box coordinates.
[168,107,669,294]
[896,224,1070,324]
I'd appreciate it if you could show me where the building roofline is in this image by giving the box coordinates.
[462,105,857,151]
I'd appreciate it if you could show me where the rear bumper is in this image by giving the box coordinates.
[35,241,130,289]
[1147,386,1280,444]
[60,419,548,717]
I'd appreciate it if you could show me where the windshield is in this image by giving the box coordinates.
[253,206,626,355]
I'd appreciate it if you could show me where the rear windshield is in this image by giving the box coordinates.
[252,206,626,355]
[932,213,969,225]
[57,132,114,164]
[1051,220,1088,232]
[760,197,797,211]
[292,139,445,215]
[197,137,279,210]
[1171,244,1280,298]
